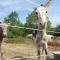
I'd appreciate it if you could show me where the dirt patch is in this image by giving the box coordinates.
[1,42,60,60]
[1,43,36,60]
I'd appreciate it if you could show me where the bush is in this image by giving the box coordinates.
[7,31,14,38]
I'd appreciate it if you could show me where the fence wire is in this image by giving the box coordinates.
[0,24,60,33]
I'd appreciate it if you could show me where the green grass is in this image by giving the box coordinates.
[5,37,33,44]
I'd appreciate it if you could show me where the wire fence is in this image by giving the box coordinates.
[0,24,60,33]
[8,25,55,33]
[10,25,60,33]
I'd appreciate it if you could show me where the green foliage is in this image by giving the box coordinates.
[5,37,33,44]
[47,19,51,30]
[4,11,21,25]
[7,31,14,38]
[55,25,60,32]
[23,11,37,36]
[25,11,37,28]
[47,19,52,34]
[4,11,23,38]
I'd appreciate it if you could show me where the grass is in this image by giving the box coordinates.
[5,37,33,44]
[48,40,60,46]
[4,37,60,47]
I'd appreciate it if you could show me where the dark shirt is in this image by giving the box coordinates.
[0,27,3,38]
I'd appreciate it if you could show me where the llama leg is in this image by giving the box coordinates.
[45,42,48,55]
[43,42,48,60]
[40,46,45,60]
[43,43,47,60]
[36,45,40,60]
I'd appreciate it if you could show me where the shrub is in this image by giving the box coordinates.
[7,31,14,38]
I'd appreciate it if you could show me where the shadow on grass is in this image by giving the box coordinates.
[10,56,35,60]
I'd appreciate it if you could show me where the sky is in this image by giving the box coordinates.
[0,0,60,27]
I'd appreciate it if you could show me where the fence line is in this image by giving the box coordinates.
[0,24,60,33]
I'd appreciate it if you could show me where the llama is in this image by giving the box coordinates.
[0,22,9,60]
[32,0,52,60]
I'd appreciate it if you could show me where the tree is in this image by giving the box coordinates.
[23,11,37,36]
[47,18,51,31]
[52,25,60,37]
[55,25,60,32]
[4,11,23,38]
[4,11,21,25]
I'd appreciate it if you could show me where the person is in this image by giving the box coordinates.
[0,22,4,43]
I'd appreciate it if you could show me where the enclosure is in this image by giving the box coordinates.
[0,37,60,60]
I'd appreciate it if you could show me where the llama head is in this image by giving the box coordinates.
[34,0,52,29]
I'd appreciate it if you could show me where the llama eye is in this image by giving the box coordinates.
[46,11,47,13]
[36,12,38,15]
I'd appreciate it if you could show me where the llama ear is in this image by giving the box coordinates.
[43,0,52,8]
